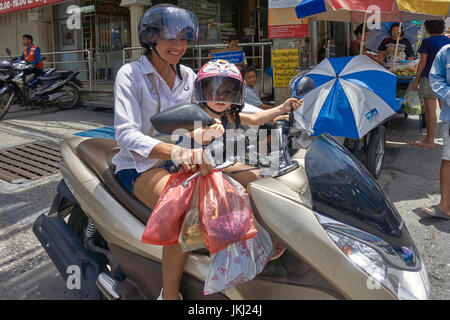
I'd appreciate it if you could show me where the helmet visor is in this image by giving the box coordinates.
[159,7,199,42]
[196,76,243,105]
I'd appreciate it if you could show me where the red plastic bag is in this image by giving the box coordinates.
[141,170,198,246]
[198,170,257,255]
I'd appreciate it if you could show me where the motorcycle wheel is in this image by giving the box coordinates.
[0,91,15,121]
[366,126,386,179]
[56,83,80,110]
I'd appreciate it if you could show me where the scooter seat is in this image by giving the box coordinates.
[38,72,67,82]
[76,138,151,224]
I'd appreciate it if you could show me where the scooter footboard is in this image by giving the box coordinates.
[33,213,103,299]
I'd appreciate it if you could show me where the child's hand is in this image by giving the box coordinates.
[190,119,225,145]
[280,98,303,113]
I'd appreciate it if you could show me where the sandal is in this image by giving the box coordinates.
[421,205,450,220]
[410,140,435,149]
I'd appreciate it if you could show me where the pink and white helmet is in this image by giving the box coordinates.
[195,59,244,106]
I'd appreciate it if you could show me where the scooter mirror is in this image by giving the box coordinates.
[295,76,315,97]
[151,103,217,135]
[5,48,11,56]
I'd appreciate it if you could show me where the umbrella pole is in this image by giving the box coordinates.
[393,22,403,70]
[360,12,368,55]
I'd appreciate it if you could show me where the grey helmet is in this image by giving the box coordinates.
[139,4,199,49]
[0,60,11,71]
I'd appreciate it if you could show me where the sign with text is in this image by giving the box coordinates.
[268,0,300,9]
[269,24,309,39]
[209,47,245,64]
[272,49,299,88]
[268,6,309,39]
[0,0,64,15]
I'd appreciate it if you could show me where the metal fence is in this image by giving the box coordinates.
[123,42,273,95]
[1,49,93,91]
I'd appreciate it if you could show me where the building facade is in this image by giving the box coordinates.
[0,0,270,81]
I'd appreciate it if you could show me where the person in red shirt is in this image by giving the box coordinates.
[349,24,382,64]
[20,34,44,69]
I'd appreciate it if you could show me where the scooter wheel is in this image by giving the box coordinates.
[366,126,386,179]
[0,91,16,121]
[56,83,80,110]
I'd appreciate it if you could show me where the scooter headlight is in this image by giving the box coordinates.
[12,62,27,70]
[315,212,430,300]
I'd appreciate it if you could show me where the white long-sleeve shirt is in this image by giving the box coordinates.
[112,55,196,173]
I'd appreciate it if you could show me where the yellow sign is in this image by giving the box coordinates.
[269,7,308,26]
[272,49,299,88]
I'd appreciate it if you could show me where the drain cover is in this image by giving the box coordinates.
[0,141,62,183]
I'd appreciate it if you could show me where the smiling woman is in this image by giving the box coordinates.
[111,4,218,301]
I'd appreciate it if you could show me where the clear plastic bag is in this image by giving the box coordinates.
[178,181,205,252]
[402,81,422,115]
[203,221,274,295]
[198,170,258,255]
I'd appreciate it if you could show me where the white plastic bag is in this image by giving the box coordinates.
[402,81,422,115]
[203,221,274,295]
[178,182,205,252]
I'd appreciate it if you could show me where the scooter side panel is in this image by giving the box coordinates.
[248,178,397,300]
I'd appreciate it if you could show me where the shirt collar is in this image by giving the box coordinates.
[140,54,186,87]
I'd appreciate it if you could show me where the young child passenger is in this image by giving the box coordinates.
[192,59,301,188]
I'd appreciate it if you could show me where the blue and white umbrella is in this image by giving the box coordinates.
[292,55,397,139]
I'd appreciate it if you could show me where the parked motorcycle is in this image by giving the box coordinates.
[0,48,83,121]
[33,78,429,300]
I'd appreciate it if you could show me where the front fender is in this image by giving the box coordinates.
[0,83,15,95]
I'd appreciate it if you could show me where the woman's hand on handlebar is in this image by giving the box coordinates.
[176,147,213,176]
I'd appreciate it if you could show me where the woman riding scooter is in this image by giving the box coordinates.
[112,4,218,300]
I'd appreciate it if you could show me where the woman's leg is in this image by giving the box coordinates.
[133,168,189,300]
[224,162,260,189]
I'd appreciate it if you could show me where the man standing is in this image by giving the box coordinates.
[20,34,44,69]
[424,44,450,219]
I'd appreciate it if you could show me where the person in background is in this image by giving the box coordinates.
[378,23,415,64]
[411,20,450,149]
[20,34,44,70]
[422,44,450,219]
[226,35,247,69]
[241,66,274,111]
[349,24,382,63]
[349,24,370,56]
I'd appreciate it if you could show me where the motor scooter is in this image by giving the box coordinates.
[0,48,83,120]
[33,78,430,300]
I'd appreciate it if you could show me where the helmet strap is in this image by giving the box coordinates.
[150,45,183,81]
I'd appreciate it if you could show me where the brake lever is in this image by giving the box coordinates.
[182,156,238,188]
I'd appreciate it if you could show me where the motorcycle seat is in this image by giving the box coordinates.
[76,138,151,225]
[38,72,68,82]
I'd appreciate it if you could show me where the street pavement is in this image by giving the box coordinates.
[0,104,449,300]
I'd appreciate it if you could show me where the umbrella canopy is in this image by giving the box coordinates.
[398,0,450,17]
[365,22,420,52]
[292,55,398,139]
[296,0,444,21]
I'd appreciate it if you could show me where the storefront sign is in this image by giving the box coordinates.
[268,0,300,9]
[0,0,65,15]
[209,48,245,64]
[268,6,308,39]
[272,49,299,87]
[269,24,309,39]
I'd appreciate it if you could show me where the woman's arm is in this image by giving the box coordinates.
[240,98,302,126]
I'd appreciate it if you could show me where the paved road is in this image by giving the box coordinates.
[0,105,449,300]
